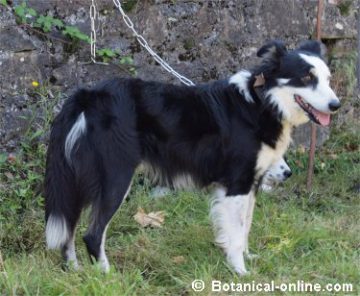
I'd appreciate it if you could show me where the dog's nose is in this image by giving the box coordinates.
[328,100,341,112]
[283,170,292,179]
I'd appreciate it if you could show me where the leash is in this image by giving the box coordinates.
[89,0,195,86]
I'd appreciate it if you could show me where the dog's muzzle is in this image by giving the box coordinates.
[294,95,333,126]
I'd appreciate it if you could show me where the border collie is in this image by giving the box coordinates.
[260,157,292,191]
[45,40,340,274]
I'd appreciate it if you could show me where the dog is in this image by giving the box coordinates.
[45,40,340,275]
[151,157,292,196]
[260,157,292,191]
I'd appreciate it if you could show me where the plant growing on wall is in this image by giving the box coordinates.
[3,1,136,76]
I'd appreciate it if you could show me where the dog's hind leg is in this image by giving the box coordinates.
[210,188,253,275]
[61,230,79,270]
[83,164,134,272]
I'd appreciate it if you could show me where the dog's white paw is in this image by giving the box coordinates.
[99,258,110,273]
[151,186,171,198]
[245,252,259,260]
[67,259,80,269]
[261,184,273,192]
[227,249,248,276]
[234,265,249,276]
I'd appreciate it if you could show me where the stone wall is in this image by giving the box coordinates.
[0,0,358,151]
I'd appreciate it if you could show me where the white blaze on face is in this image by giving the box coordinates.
[297,54,339,113]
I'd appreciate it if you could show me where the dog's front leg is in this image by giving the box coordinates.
[244,191,259,259]
[210,187,253,275]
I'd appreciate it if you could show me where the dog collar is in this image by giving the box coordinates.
[253,73,266,102]
[253,73,265,87]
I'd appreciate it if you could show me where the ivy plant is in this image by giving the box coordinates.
[34,15,64,32]
[14,1,37,24]
[9,1,136,76]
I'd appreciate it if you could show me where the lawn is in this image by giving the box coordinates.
[0,114,359,295]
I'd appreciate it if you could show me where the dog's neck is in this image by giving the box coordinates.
[250,73,309,127]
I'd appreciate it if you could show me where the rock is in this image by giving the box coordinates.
[0,95,33,151]
[0,26,36,52]
[320,0,357,39]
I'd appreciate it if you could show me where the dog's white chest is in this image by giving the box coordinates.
[256,123,292,176]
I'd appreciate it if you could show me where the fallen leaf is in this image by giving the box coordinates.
[172,256,186,264]
[134,207,165,228]
[7,153,16,162]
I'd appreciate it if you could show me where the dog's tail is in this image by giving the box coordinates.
[45,90,89,250]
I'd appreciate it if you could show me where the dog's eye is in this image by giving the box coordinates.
[301,73,315,84]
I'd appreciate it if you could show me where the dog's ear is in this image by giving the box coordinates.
[298,40,326,57]
[257,40,287,60]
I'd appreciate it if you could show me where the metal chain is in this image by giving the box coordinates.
[90,0,195,86]
[90,0,97,63]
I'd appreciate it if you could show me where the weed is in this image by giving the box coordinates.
[34,15,64,33]
[337,0,353,16]
[8,1,135,70]
[13,1,37,24]
[0,83,61,255]
[121,0,138,12]
[331,50,357,97]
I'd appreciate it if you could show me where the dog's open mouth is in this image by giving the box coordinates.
[294,95,330,126]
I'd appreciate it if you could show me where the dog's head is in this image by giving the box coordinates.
[256,40,340,126]
[261,157,292,191]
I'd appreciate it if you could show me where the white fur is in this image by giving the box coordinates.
[229,70,254,103]
[65,112,86,163]
[141,162,165,187]
[261,157,291,191]
[256,122,292,177]
[151,186,171,198]
[244,192,257,259]
[210,188,253,275]
[142,162,195,191]
[64,232,79,269]
[277,78,290,85]
[172,174,195,190]
[99,225,110,272]
[260,184,273,192]
[46,215,69,249]
[95,182,132,273]
[267,86,309,126]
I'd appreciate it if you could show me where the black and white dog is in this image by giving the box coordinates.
[260,157,292,191]
[45,40,340,274]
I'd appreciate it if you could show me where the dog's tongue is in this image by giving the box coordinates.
[313,109,330,126]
